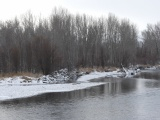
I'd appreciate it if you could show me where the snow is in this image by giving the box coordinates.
[0,70,126,101]
[0,83,105,101]
[0,76,39,85]
[78,71,125,82]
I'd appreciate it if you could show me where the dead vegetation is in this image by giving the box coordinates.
[21,76,32,83]
[0,72,42,79]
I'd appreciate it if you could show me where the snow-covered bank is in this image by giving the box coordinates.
[0,82,105,101]
[77,71,125,82]
[0,70,127,101]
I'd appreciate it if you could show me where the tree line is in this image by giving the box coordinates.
[0,8,159,75]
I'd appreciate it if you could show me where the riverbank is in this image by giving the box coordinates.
[1,68,160,120]
[1,64,156,101]
[0,69,128,101]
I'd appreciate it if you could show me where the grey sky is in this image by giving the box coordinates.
[0,0,160,31]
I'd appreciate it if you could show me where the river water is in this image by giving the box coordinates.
[0,70,160,120]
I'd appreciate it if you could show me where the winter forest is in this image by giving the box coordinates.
[0,8,159,75]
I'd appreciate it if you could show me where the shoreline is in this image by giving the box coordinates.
[0,69,142,101]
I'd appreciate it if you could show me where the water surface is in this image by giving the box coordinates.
[1,70,160,120]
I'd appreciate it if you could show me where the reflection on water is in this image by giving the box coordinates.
[1,70,160,120]
[135,70,160,80]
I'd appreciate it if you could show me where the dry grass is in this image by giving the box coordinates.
[21,76,32,80]
[0,66,119,79]
[0,72,42,79]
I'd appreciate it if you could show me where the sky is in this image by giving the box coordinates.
[0,0,160,31]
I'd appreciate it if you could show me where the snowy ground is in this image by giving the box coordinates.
[0,70,126,101]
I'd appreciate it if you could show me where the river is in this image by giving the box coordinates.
[0,70,160,120]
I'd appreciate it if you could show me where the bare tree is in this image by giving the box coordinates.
[142,23,160,64]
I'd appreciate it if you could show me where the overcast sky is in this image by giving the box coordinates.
[0,0,160,31]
